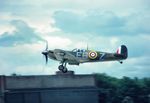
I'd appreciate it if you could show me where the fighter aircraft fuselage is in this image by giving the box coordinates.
[42,45,128,73]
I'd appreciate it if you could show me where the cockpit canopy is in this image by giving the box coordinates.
[72,48,86,52]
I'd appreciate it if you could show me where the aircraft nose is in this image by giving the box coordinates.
[42,51,48,55]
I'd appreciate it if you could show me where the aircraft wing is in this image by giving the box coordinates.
[54,49,79,63]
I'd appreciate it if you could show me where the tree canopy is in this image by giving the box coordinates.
[94,73,150,103]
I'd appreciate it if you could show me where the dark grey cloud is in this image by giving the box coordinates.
[53,10,150,36]
[0,20,44,46]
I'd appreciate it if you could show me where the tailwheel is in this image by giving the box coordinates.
[118,61,123,64]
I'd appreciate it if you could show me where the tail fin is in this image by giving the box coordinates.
[116,45,128,59]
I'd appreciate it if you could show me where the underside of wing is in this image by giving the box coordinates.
[54,49,79,64]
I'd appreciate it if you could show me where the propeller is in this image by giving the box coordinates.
[42,41,49,64]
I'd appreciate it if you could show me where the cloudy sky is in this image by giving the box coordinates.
[0,0,150,78]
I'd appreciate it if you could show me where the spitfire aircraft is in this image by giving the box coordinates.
[42,43,128,73]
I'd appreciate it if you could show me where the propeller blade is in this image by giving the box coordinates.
[46,41,48,51]
[45,54,48,64]
[42,41,49,64]
[42,51,48,64]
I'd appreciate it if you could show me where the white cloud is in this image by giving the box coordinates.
[43,36,72,49]
[0,25,15,35]
[140,34,150,41]
[110,37,119,47]
[0,13,16,34]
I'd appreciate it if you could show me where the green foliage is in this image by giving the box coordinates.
[94,73,150,103]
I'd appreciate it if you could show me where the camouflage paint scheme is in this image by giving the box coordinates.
[42,45,128,73]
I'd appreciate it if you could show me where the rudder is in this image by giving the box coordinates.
[116,45,128,59]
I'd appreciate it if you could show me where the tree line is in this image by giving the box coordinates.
[94,73,150,103]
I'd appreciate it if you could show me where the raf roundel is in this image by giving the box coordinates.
[88,51,98,59]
